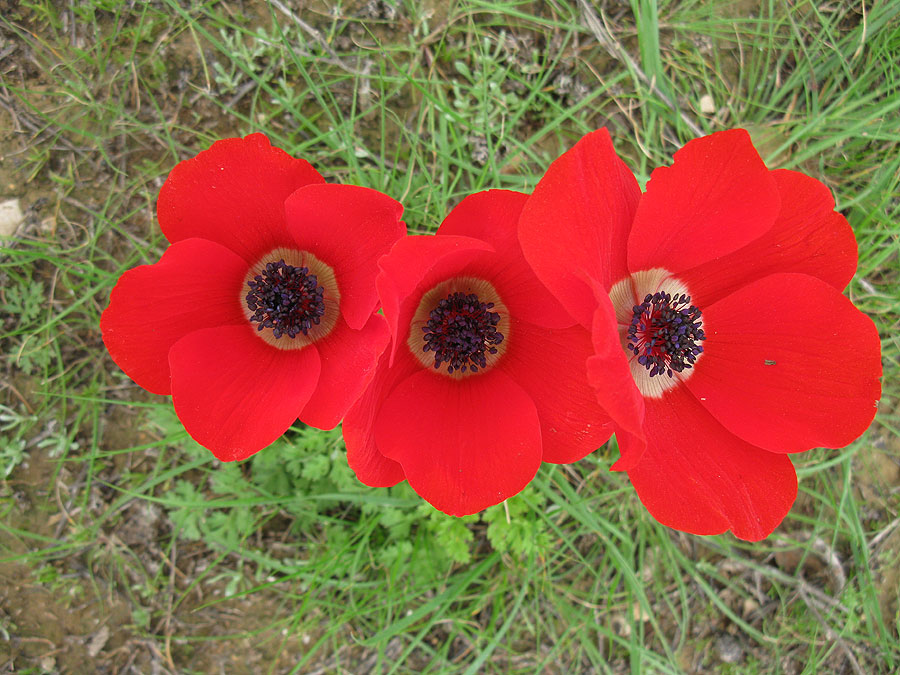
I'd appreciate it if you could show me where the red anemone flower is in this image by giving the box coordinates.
[343,190,615,516]
[101,134,405,461]
[519,129,882,540]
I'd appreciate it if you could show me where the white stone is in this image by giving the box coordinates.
[699,94,716,114]
[0,199,24,238]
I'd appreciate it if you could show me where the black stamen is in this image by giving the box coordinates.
[245,260,326,339]
[626,291,705,378]
[422,292,503,375]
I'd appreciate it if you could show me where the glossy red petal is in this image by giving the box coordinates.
[625,387,798,541]
[285,184,405,330]
[688,273,882,453]
[438,190,574,329]
[519,129,641,326]
[158,134,324,264]
[299,313,390,430]
[585,291,647,470]
[169,325,321,462]
[628,129,779,274]
[497,318,613,463]
[377,234,493,363]
[342,348,419,488]
[374,369,542,516]
[680,169,858,306]
[101,239,248,395]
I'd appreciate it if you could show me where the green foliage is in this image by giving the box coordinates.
[210,25,287,94]
[451,36,524,141]
[483,486,551,558]
[168,480,204,541]
[164,421,555,583]
[0,437,27,480]
[1,272,51,375]
[2,277,44,326]
[0,404,37,478]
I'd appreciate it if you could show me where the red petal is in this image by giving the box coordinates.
[100,239,248,395]
[377,234,493,363]
[626,387,798,541]
[374,368,542,516]
[343,348,419,488]
[680,169,858,306]
[628,129,780,274]
[285,184,405,330]
[498,318,613,463]
[158,134,324,264]
[688,273,882,452]
[519,129,641,326]
[438,190,574,329]
[585,291,647,470]
[299,313,390,430]
[168,325,321,461]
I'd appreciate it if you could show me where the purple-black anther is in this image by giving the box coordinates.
[422,291,504,375]
[626,291,705,378]
[246,259,326,339]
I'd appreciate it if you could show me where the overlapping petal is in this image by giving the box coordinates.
[157,134,324,263]
[498,318,613,463]
[374,368,542,516]
[284,184,405,330]
[519,129,641,325]
[376,234,493,363]
[688,273,882,453]
[680,169,858,306]
[168,325,321,462]
[343,347,419,488]
[585,291,647,470]
[627,129,780,274]
[439,190,575,329]
[299,314,391,430]
[100,238,248,395]
[625,387,798,541]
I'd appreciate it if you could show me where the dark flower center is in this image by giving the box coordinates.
[626,291,705,378]
[422,292,504,374]
[245,260,325,339]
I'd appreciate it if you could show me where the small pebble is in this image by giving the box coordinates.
[0,198,24,237]
[716,634,743,664]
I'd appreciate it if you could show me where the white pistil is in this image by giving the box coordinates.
[608,268,700,399]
